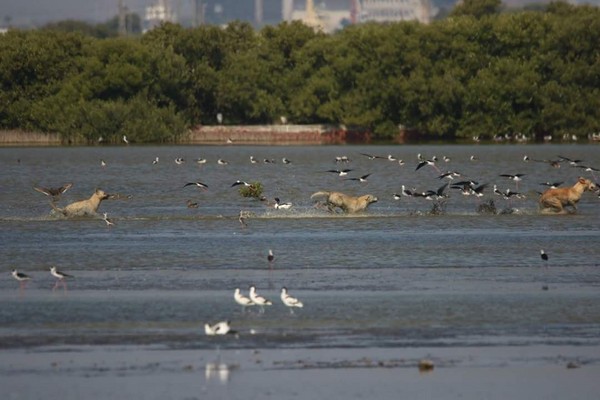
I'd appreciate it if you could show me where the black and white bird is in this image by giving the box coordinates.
[470,183,488,198]
[416,159,440,173]
[234,288,254,311]
[420,183,449,201]
[576,165,599,179]
[274,198,292,210]
[175,157,185,165]
[50,266,73,290]
[249,286,273,311]
[500,174,525,189]
[326,169,353,176]
[401,185,414,198]
[540,181,563,189]
[335,156,351,163]
[33,183,73,199]
[195,158,207,164]
[540,249,549,264]
[557,155,582,166]
[346,173,371,183]
[217,159,229,165]
[282,158,292,164]
[122,135,129,144]
[493,184,504,197]
[438,171,461,180]
[231,180,251,187]
[204,321,235,336]
[250,156,258,164]
[267,249,275,263]
[152,157,159,165]
[11,269,31,289]
[102,212,115,227]
[183,181,209,190]
[280,287,304,312]
[360,153,385,160]
[503,188,525,200]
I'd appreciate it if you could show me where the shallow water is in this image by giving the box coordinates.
[0,144,599,351]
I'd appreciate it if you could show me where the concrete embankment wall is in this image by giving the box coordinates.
[0,125,374,145]
[187,125,371,145]
[0,130,61,145]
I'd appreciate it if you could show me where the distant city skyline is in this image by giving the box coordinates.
[1,0,291,27]
[2,0,598,28]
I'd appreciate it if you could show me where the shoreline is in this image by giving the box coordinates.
[5,127,597,146]
[1,344,598,400]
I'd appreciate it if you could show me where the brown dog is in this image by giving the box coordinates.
[51,189,109,217]
[311,191,378,213]
[539,177,596,214]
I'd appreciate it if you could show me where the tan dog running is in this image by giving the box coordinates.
[311,191,378,213]
[539,177,596,214]
[51,188,109,217]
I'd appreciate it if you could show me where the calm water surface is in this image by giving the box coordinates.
[0,144,599,350]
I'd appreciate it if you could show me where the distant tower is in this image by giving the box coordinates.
[118,0,127,36]
[304,0,325,30]
[350,0,359,24]
[282,0,293,20]
[255,0,263,25]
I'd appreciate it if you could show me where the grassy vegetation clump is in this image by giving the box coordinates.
[238,182,263,199]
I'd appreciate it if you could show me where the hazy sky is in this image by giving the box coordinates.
[1,0,156,25]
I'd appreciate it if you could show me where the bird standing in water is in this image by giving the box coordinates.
[267,249,274,266]
[12,269,31,290]
[50,266,73,291]
[539,249,549,291]
[540,249,549,266]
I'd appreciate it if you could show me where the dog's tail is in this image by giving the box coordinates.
[311,191,331,199]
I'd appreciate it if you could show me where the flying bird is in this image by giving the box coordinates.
[231,180,251,187]
[326,169,353,176]
[416,159,440,173]
[183,181,208,190]
[346,174,371,183]
[359,153,385,160]
[33,183,73,199]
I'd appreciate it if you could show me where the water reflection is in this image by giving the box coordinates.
[205,362,232,384]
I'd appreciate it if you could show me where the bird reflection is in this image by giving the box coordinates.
[205,362,231,384]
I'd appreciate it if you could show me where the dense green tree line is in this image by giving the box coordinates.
[1,1,599,143]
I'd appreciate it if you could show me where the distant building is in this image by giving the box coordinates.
[144,0,176,32]
[359,0,432,24]
[284,0,432,33]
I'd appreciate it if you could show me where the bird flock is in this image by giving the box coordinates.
[19,145,600,339]
[31,146,600,228]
